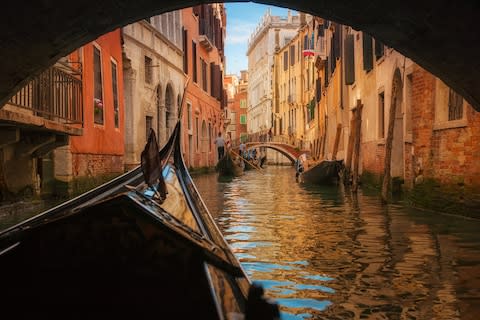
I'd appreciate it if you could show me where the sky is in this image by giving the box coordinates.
[224,2,290,77]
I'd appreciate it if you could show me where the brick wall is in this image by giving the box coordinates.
[410,65,480,216]
[72,153,124,178]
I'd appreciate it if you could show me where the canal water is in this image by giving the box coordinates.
[193,166,480,320]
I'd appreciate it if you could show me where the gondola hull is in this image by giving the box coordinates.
[302,160,344,185]
[0,122,279,319]
[216,151,244,177]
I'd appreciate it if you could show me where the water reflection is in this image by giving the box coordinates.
[193,166,480,319]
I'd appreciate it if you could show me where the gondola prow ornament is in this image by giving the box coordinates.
[141,128,167,201]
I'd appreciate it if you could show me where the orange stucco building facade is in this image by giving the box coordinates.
[181,5,226,168]
[55,29,125,194]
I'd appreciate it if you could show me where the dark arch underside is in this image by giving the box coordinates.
[0,0,479,111]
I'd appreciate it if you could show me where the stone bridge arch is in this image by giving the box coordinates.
[0,1,479,113]
[245,142,305,163]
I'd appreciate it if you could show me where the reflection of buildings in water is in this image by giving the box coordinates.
[322,204,461,319]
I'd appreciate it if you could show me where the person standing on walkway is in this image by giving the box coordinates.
[214,132,225,161]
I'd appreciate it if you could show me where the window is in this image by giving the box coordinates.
[290,45,295,66]
[146,116,153,141]
[144,56,153,84]
[378,92,385,138]
[187,102,192,130]
[448,89,463,121]
[192,41,197,83]
[362,33,373,72]
[240,133,248,143]
[195,117,199,150]
[208,123,212,151]
[283,51,288,71]
[111,60,119,128]
[210,62,215,96]
[240,114,247,124]
[240,99,246,108]
[434,79,466,130]
[374,39,385,60]
[93,46,104,125]
[200,59,207,91]
[182,28,188,73]
[345,34,355,85]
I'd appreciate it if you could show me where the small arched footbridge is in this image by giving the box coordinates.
[244,142,308,163]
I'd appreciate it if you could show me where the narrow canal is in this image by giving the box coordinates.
[193,166,480,320]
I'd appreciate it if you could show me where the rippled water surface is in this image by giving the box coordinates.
[193,166,480,320]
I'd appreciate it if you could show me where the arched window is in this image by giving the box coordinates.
[208,123,212,151]
[202,120,207,152]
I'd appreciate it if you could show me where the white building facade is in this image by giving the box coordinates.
[246,10,301,135]
[122,12,185,170]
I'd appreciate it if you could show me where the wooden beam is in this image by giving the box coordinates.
[331,123,342,160]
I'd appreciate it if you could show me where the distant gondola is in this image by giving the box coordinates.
[216,150,244,177]
[301,159,344,185]
[0,121,279,319]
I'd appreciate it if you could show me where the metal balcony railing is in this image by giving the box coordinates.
[8,65,83,124]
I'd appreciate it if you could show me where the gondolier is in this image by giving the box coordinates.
[214,132,225,161]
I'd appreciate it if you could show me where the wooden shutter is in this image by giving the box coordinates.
[374,39,384,60]
[283,51,288,71]
[290,45,295,66]
[333,23,341,59]
[210,62,215,97]
[315,78,322,103]
[363,32,373,71]
[182,28,188,73]
[344,34,355,85]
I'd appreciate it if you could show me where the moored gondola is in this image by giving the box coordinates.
[301,159,344,185]
[0,121,279,319]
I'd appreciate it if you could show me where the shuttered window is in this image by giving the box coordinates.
[192,41,197,83]
[201,59,207,91]
[374,39,384,60]
[290,45,295,66]
[448,89,463,120]
[344,34,355,85]
[111,60,119,128]
[93,46,104,125]
[363,33,373,72]
[283,51,288,71]
[315,78,321,103]
[182,28,188,73]
[240,114,247,124]
[210,62,215,97]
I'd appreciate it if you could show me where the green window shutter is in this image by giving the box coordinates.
[240,99,246,108]
[363,32,373,72]
[345,34,355,85]
[240,114,247,124]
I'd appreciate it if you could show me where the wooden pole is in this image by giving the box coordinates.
[331,123,342,160]
[344,110,356,184]
[381,78,401,202]
[352,100,363,192]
